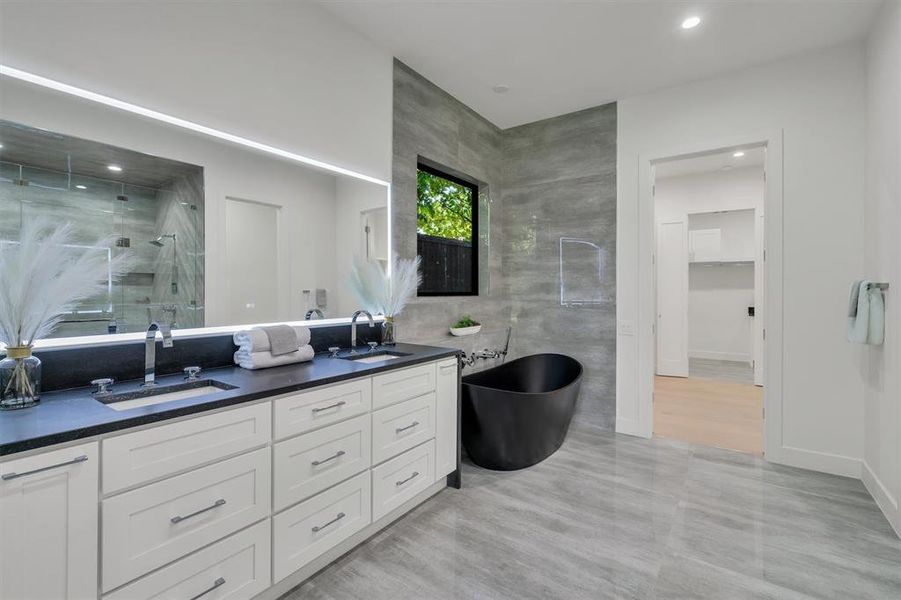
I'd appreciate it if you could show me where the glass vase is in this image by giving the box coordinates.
[0,346,41,410]
[382,316,397,346]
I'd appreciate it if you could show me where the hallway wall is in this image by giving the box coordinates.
[618,43,867,475]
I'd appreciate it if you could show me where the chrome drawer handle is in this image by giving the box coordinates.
[189,577,226,600]
[312,512,346,532]
[440,364,457,371]
[311,450,345,466]
[396,421,419,434]
[396,471,419,487]
[312,400,346,413]
[170,498,226,524]
[1,455,88,481]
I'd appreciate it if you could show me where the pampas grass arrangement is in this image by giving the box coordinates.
[0,220,128,408]
[348,254,421,345]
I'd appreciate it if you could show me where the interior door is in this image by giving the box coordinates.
[656,220,689,377]
[225,198,280,324]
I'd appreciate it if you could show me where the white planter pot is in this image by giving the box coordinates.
[450,324,482,337]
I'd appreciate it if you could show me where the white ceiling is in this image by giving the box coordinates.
[319,0,881,129]
[655,146,765,179]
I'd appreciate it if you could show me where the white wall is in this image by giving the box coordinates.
[0,76,369,328]
[334,178,390,316]
[656,168,762,364]
[0,1,392,182]
[862,0,901,537]
[618,44,867,476]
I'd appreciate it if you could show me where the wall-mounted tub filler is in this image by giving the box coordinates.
[462,327,511,369]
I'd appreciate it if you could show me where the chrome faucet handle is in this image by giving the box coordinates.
[183,366,202,381]
[91,378,114,395]
[328,346,341,358]
[367,341,379,352]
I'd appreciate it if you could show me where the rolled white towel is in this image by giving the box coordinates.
[234,344,315,370]
[233,325,311,353]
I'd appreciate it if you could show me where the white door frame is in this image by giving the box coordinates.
[637,130,783,460]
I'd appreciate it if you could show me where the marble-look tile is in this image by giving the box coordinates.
[285,429,901,599]
[392,61,616,432]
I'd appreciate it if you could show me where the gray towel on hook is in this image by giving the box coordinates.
[262,324,299,356]
[849,280,863,318]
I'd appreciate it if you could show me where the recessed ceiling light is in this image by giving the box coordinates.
[682,16,701,29]
[0,143,4,149]
[733,151,745,158]
[107,164,122,172]
[492,84,510,94]
[75,184,87,190]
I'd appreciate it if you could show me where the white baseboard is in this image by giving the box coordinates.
[862,460,901,539]
[688,350,752,363]
[616,416,651,438]
[776,445,862,478]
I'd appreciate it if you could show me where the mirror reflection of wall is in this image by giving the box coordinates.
[0,120,205,338]
[0,75,389,341]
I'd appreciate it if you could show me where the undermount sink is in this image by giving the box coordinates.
[97,379,238,411]
[340,350,411,364]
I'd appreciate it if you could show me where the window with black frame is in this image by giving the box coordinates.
[416,163,478,296]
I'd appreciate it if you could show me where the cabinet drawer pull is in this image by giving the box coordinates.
[312,511,346,532]
[395,421,419,434]
[189,577,226,600]
[170,498,226,524]
[440,363,457,371]
[396,471,420,487]
[1,454,88,481]
[311,450,346,466]
[312,400,346,413]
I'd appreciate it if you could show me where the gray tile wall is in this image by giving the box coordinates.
[391,60,511,368]
[392,62,617,429]
[502,105,618,430]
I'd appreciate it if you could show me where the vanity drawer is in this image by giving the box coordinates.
[371,440,435,521]
[273,379,371,440]
[371,362,436,410]
[104,520,271,600]
[274,413,371,511]
[371,392,436,464]
[103,403,271,493]
[102,447,271,592]
[273,471,371,583]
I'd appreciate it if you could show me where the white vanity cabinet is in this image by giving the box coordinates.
[0,354,459,600]
[0,442,99,600]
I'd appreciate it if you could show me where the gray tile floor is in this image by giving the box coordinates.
[285,427,901,599]
[689,357,755,384]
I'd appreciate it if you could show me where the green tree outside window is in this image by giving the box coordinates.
[417,170,473,241]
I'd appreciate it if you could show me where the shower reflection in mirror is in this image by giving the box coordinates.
[0,120,205,338]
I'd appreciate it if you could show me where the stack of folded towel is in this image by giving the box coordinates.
[234,324,315,370]
[848,280,885,345]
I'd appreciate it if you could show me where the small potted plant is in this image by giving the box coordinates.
[450,315,482,337]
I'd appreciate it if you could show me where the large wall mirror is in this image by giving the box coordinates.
[0,74,389,341]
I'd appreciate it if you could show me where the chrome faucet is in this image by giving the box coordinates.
[305,308,324,320]
[350,310,375,354]
[143,321,173,387]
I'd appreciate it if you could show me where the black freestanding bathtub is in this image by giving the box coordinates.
[462,353,583,471]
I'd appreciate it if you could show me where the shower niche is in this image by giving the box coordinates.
[0,120,205,338]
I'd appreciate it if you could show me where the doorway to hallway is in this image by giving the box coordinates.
[652,148,765,455]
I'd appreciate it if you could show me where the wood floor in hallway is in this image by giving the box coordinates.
[654,374,763,455]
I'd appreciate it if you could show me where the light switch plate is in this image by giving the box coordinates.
[617,320,636,336]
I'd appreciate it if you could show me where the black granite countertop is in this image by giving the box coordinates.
[0,343,460,456]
